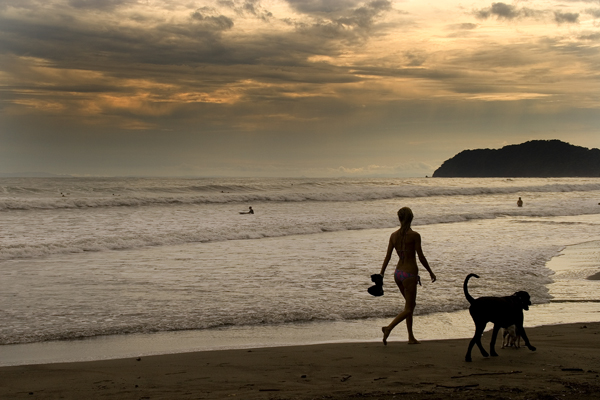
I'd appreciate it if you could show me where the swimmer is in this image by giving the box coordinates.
[517,197,523,207]
[239,206,254,214]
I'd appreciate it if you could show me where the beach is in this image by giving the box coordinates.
[1,177,600,398]
[1,322,599,399]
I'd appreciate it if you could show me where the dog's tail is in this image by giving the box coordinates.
[463,273,479,304]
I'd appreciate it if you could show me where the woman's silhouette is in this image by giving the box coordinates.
[380,207,436,345]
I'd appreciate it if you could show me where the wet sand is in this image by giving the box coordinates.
[1,322,598,400]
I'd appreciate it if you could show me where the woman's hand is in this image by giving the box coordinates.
[429,271,437,283]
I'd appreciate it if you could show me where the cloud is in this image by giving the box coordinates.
[579,31,600,40]
[447,22,478,30]
[191,8,235,30]
[554,11,580,24]
[337,0,392,28]
[474,3,583,25]
[586,8,600,18]
[68,0,139,11]
[294,0,393,45]
[1,0,599,177]
[217,0,273,21]
[403,50,427,67]
[285,0,363,14]
[474,2,542,20]
[282,0,394,38]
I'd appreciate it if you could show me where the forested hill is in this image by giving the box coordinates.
[432,140,600,177]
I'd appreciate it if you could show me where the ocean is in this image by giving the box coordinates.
[1,177,599,365]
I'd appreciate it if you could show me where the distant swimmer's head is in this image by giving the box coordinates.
[397,207,413,228]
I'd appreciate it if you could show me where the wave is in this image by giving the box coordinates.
[1,209,598,261]
[0,291,552,346]
[0,298,506,345]
[549,299,600,303]
[1,181,600,210]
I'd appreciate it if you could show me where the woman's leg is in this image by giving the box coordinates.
[403,278,419,344]
[382,276,419,345]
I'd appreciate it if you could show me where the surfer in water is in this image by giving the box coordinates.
[379,207,436,345]
[240,206,254,214]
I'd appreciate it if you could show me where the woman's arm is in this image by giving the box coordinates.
[380,234,395,276]
[415,233,436,282]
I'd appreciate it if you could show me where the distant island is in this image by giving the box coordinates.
[432,140,600,177]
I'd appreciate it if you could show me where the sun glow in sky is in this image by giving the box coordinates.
[1,0,599,177]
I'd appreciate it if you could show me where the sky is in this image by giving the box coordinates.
[0,0,599,177]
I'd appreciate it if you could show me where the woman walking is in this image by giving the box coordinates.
[380,207,436,345]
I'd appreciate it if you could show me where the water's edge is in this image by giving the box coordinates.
[2,236,599,367]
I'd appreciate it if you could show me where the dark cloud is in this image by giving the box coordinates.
[474,2,583,24]
[453,23,478,30]
[0,3,274,74]
[403,50,427,67]
[191,8,235,30]
[0,0,392,84]
[68,0,139,11]
[216,0,273,21]
[0,0,381,126]
[294,0,393,45]
[337,0,392,28]
[242,0,258,15]
[579,32,600,40]
[586,8,600,18]
[217,0,236,8]
[285,0,363,14]
[554,11,580,24]
[475,2,542,20]
[445,22,479,38]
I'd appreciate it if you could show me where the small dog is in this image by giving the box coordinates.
[464,273,536,362]
[502,325,521,348]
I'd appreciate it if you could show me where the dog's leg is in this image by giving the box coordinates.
[466,321,488,362]
[489,325,501,357]
[516,325,536,351]
[474,321,489,358]
[502,329,508,348]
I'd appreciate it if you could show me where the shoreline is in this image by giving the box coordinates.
[1,235,599,368]
[1,322,599,400]
[1,301,599,368]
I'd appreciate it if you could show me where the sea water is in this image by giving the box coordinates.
[0,177,599,364]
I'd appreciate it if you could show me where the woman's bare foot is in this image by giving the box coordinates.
[382,327,391,345]
[408,338,421,344]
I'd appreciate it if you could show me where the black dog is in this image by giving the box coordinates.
[464,273,536,362]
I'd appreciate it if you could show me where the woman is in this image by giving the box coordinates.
[380,207,436,345]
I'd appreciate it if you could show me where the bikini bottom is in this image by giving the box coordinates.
[394,269,421,286]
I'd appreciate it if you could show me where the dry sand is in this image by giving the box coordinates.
[1,322,599,400]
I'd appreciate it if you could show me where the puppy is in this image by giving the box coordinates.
[464,273,536,362]
[502,325,521,348]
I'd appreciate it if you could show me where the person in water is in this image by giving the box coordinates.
[240,206,254,214]
[379,207,436,345]
[517,197,523,207]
